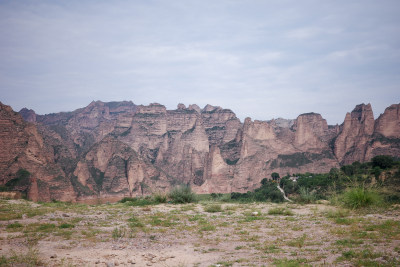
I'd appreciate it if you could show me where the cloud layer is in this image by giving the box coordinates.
[1,0,399,124]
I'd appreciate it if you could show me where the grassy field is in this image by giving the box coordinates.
[1,198,400,266]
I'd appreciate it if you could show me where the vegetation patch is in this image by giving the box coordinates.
[268,207,294,216]
[341,187,383,209]
[204,204,223,213]
[169,185,197,204]
[231,179,284,203]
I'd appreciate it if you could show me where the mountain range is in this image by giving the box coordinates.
[0,100,399,202]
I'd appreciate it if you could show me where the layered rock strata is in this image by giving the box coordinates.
[0,100,398,201]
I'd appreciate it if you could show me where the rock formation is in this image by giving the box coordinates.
[0,100,398,202]
[0,102,76,202]
[334,104,375,164]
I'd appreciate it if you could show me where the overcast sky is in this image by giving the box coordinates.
[0,0,399,124]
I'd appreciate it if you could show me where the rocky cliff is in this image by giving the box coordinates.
[1,100,399,202]
[0,102,76,202]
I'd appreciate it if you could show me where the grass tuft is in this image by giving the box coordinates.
[204,204,222,213]
[341,187,383,209]
[268,206,293,216]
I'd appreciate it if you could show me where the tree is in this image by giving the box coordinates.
[271,172,280,181]
[341,165,355,176]
[372,166,382,179]
[372,155,394,169]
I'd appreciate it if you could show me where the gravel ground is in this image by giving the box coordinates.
[1,199,400,266]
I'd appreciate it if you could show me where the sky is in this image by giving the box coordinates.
[0,0,399,125]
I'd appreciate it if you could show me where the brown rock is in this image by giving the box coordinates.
[19,108,37,122]
[0,102,76,202]
[334,103,375,164]
[375,104,400,138]
[2,100,400,201]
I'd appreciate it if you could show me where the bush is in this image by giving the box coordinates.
[271,172,280,181]
[120,196,157,206]
[210,193,224,200]
[297,187,317,204]
[341,187,383,209]
[112,226,126,240]
[1,247,43,266]
[204,204,222,213]
[169,185,197,204]
[153,192,167,203]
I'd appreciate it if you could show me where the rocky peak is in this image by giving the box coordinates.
[374,103,400,138]
[243,118,275,141]
[334,103,375,163]
[188,104,201,113]
[137,103,166,114]
[19,108,37,122]
[293,113,328,148]
[177,103,186,110]
[350,103,375,135]
[202,104,222,113]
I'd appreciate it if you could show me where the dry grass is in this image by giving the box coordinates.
[0,199,399,266]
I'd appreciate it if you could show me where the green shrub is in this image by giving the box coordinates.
[169,185,197,204]
[268,207,293,216]
[341,187,383,209]
[326,208,350,219]
[6,222,23,229]
[112,226,126,239]
[36,223,56,232]
[254,180,284,203]
[153,192,167,203]
[59,223,75,229]
[230,180,284,203]
[204,204,222,213]
[279,177,298,194]
[121,197,154,206]
[297,186,317,203]
[128,216,144,228]
[119,197,136,203]
[2,247,43,266]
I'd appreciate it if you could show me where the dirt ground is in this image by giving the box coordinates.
[1,199,400,266]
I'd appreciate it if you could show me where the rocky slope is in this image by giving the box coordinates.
[1,100,399,202]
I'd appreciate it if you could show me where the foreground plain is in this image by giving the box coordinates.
[1,199,400,266]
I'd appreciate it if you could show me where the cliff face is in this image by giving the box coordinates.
[334,104,375,164]
[2,100,399,201]
[367,104,400,159]
[0,102,76,202]
[375,104,400,138]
